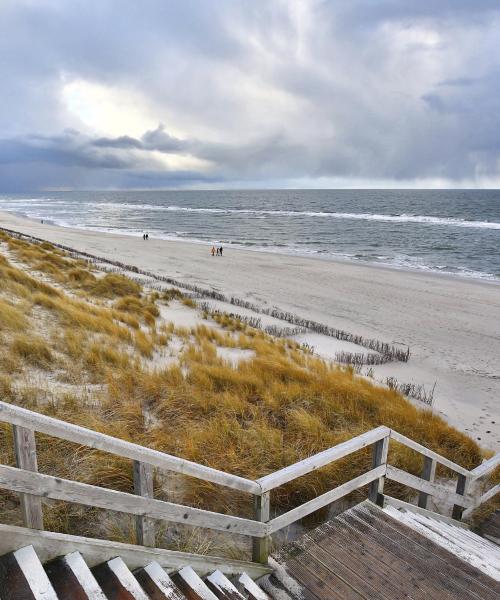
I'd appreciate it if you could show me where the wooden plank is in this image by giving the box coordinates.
[417,456,437,509]
[256,426,390,492]
[452,473,470,520]
[283,554,364,600]
[252,492,270,564]
[385,465,473,507]
[267,465,385,534]
[341,510,484,600]
[0,523,271,579]
[13,425,44,530]
[469,453,500,480]
[0,401,259,494]
[384,496,470,529]
[133,460,156,547]
[0,464,267,537]
[368,437,389,506]
[389,430,470,476]
[304,526,420,600]
[325,514,459,600]
[354,504,500,599]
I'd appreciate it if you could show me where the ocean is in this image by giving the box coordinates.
[0,189,499,281]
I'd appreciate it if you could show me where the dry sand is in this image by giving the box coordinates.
[1,210,499,450]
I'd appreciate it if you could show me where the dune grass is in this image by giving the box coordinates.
[0,232,487,550]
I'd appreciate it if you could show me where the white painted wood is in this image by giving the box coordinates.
[385,465,473,507]
[383,496,470,529]
[238,573,270,600]
[257,426,390,492]
[253,492,270,564]
[0,401,259,494]
[470,454,500,480]
[368,436,389,505]
[0,523,271,578]
[176,566,219,600]
[207,569,245,598]
[389,430,470,476]
[14,545,58,599]
[142,562,184,598]
[63,551,107,600]
[267,465,386,534]
[0,464,267,537]
[107,557,149,599]
[463,483,500,519]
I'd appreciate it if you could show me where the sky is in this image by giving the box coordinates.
[1,0,500,191]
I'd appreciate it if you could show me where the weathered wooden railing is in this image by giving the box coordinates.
[0,400,498,564]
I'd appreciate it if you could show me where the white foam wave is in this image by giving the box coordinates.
[82,203,500,229]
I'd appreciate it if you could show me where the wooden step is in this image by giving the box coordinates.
[205,569,245,599]
[0,545,58,600]
[171,565,219,600]
[44,551,108,600]
[236,572,271,600]
[92,556,150,599]
[134,561,187,599]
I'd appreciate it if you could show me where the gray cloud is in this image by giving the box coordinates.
[1,0,500,189]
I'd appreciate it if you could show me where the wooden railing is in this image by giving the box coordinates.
[0,400,498,564]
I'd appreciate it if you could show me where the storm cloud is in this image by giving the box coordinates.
[1,0,500,190]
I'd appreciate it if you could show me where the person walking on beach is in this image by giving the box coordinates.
[211,245,216,256]
[219,245,223,257]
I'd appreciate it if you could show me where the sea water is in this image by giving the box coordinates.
[0,189,499,281]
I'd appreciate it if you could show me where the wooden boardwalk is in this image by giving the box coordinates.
[480,510,500,545]
[268,502,500,600]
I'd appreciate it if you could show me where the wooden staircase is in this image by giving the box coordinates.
[0,544,272,599]
[1,502,499,599]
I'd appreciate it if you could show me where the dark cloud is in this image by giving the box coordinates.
[1,0,500,189]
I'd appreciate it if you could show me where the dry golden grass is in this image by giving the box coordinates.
[11,335,54,369]
[0,233,487,545]
[0,299,28,332]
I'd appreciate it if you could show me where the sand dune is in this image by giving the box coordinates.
[1,210,499,450]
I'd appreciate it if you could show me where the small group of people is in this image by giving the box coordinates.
[142,233,149,240]
[211,245,223,256]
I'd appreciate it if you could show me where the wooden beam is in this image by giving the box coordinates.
[12,425,43,530]
[368,436,389,506]
[417,456,436,510]
[0,464,267,538]
[267,465,386,534]
[257,427,390,493]
[386,466,472,508]
[0,401,259,495]
[133,461,155,547]
[469,454,500,480]
[452,474,470,520]
[252,493,270,564]
[389,431,469,476]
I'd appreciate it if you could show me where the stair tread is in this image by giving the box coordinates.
[205,569,245,599]
[92,556,150,600]
[237,572,270,600]
[45,551,108,600]
[135,561,187,599]
[0,545,58,600]
[172,565,219,600]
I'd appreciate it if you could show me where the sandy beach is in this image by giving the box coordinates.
[1,210,499,450]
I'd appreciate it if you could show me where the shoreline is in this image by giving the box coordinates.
[1,209,499,450]
[4,208,500,286]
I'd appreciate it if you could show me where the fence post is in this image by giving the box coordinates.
[418,457,437,509]
[133,460,155,546]
[368,436,389,507]
[452,473,469,521]
[13,425,44,530]
[252,492,270,564]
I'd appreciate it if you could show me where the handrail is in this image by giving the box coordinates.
[389,430,470,476]
[0,399,498,564]
[256,426,390,492]
[469,454,500,480]
[0,401,259,495]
